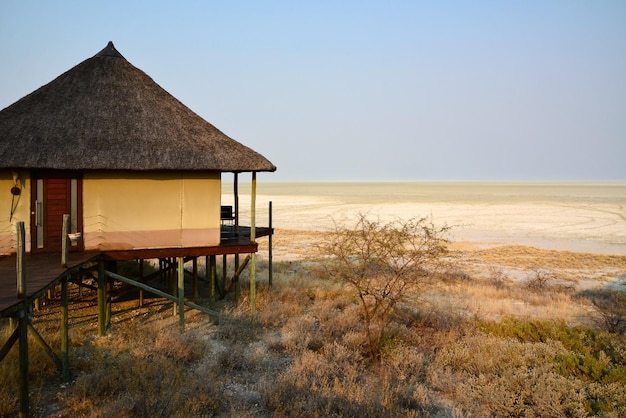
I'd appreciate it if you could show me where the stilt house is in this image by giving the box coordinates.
[0,42,276,257]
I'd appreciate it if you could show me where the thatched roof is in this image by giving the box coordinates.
[0,42,276,172]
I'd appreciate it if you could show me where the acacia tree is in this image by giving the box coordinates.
[320,214,449,360]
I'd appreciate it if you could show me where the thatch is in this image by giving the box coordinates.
[0,42,276,172]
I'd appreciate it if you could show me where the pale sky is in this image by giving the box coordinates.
[1,1,625,181]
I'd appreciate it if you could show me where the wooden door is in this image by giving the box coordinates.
[30,171,83,253]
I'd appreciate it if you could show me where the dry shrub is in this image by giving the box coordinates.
[430,334,586,416]
[431,320,626,416]
[153,327,206,363]
[48,350,222,416]
[580,289,626,333]
[306,297,362,340]
[261,341,436,416]
[257,286,310,327]
[320,214,449,360]
[277,313,324,354]
[214,310,259,344]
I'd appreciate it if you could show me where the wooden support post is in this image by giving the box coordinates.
[192,257,198,301]
[0,326,19,363]
[171,258,177,316]
[234,173,239,232]
[61,214,70,267]
[250,172,257,319]
[205,255,209,295]
[233,172,241,304]
[209,255,216,308]
[221,255,227,294]
[178,257,185,330]
[16,221,29,417]
[16,222,26,299]
[106,272,112,328]
[18,305,28,418]
[98,259,106,336]
[138,259,144,307]
[234,254,240,304]
[269,200,273,287]
[225,255,251,293]
[28,324,61,369]
[61,276,70,381]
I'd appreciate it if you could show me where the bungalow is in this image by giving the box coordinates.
[0,42,276,256]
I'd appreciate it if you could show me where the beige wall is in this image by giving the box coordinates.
[0,170,222,254]
[83,171,221,250]
[0,169,31,255]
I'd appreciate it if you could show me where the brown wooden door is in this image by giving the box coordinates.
[31,171,83,253]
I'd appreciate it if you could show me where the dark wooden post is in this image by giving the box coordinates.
[97,258,106,336]
[178,257,185,330]
[16,222,26,299]
[221,255,227,294]
[250,172,257,319]
[18,306,29,418]
[209,256,216,308]
[16,222,28,417]
[106,262,113,329]
[192,257,198,301]
[61,214,70,267]
[138,259,144,307]
[234,173,239,232]
[233,172,240,304]
[269,200,273,287]
[61,276,70,381]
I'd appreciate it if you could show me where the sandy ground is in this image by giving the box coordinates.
[226,182,626,255]
[225,182,626,292]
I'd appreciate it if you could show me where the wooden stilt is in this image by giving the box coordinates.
[192,257,198,301]
[98,259,106,336]
[221,254,227,294]
[209,255,216,308]
[234,173,239,229]
[250,172,257,319]
[178,257,185,330]
[18,304,28,418]
[16,222,28,417]
[61,214,70,267]
[138,259,144,307]
[106,270,112,328]
[233,173,241,304]
[61,276,70,381]
[171,258,177,316]
[234,254,240,304]
[16,222,25,299]
[269,200,273,287]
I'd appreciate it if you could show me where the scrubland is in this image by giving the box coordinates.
[1,228,626,417]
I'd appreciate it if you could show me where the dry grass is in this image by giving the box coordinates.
[1,229,625,416]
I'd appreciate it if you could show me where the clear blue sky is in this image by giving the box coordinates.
[1,1,625,181]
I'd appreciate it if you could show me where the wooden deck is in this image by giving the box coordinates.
[0,251,100,317]
[0,227,272,318]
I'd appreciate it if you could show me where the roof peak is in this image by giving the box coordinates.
[94,41,125,59]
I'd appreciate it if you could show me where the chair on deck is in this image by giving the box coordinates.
[220,205,235,225]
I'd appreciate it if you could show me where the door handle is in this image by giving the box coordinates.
[35,200,43,226]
